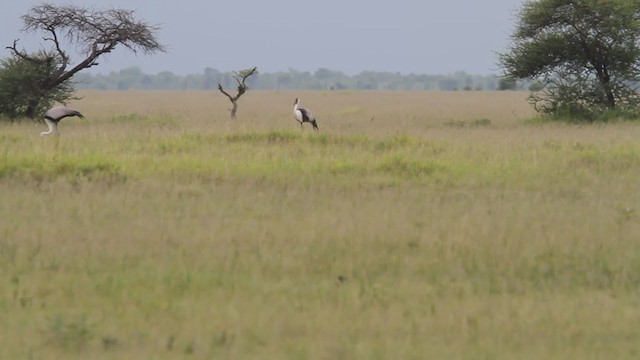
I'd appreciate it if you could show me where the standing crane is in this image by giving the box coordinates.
[293,98,319,131]
[40,106,85,136]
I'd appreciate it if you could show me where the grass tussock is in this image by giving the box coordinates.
[1,91,640,359]
[224,129,299,144]
[377,154,448,178]
[0,154,123,182]
[442,118,492,128]
[106,113,179,126]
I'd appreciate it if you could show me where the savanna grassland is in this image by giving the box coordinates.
[2,90,640,359]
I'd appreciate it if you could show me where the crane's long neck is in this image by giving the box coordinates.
[294,99,300,112]
[41,118,57,136]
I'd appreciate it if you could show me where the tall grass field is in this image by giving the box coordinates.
[2,90,640,359]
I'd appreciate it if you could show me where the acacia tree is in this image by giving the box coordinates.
[217,67,258,119]
[499,0,640,120]
[2,3,164,119]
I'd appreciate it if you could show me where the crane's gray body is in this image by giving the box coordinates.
[41,106,85,136]
[45,106,85,123]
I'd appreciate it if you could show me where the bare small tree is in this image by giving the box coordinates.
[4,3,164,118]
[217,67,258,119]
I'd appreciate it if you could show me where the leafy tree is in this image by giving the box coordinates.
[2,3,164,119]
[499,0,640,120]
[0,51,74,119]
[217,67,258,119]
[497,78,518,91]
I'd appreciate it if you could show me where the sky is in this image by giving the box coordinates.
[0,0,524,76]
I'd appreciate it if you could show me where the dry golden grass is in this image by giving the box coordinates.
[1,90,640,359]
[75,89,535,131]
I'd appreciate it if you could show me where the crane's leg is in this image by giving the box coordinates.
[53,133,61,161]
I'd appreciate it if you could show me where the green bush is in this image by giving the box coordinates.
[0,52,74,120]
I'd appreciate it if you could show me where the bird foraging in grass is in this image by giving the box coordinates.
[40,106,85,136]
[293,98,319,131]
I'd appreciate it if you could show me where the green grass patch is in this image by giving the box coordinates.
[4,130,639,187]
[0,154,123,182]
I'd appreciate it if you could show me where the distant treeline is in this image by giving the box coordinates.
[74,67,526,91]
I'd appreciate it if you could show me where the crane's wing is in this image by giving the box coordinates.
[45,106,85,121]
[298,107,314,122]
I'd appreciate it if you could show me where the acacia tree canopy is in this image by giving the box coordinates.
[499,0,640,120]
[1,3,164,119]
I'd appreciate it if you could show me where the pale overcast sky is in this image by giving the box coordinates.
[0,0,524,75]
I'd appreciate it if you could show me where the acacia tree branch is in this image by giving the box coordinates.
[42,27,68,64]
[5,39,48,64]
[233,66,258,96]
[240,67,258,82]
[41,28,71,83]
[54,46,105,85]
[217,83,237,102]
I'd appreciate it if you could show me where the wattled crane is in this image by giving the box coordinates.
[41,106,85,136]
[293,98,319,131]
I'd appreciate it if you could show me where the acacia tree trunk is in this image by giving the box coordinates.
[599,77,616,109]
[229,100,238,119]
[605,88,616,108]
[25,99,39,118]
[603,81,616,109]
[594,63,616,108]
